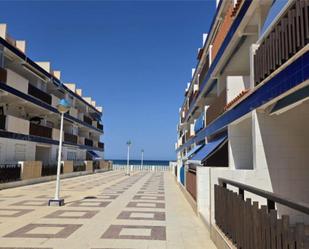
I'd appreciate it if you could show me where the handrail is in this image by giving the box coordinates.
[218,177,309,215]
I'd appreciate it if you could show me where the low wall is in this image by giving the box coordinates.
[85,161,93,172]
[0,170,94,190]
[20,161,42,180]
[62,161,73,173]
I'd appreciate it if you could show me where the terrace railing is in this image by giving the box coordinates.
[29,123,52,139]
[41,163,63,177]
[215,178,309,249]
[97,123,103,131]
[64,133,78,144]
[0,115,6,130]
[85,138,93,147]
[98,142,104,150]
[83,115,93,126]
[206,90,226,125]
[254,0,309,85]
[28,83,52,105]
[73,161,86,172]
[0,163,21,183]
[186,165,197,200]
[112,164,171,172]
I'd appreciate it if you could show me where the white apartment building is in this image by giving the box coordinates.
[0,23,104,166]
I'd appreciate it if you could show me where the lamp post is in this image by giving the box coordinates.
[48,99,70,206]
[141,149,144,169]
[126,140,131,176]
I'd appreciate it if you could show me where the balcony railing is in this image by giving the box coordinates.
[28,84,52,105]
[0,163,21,183]
[254,0,309,85]
[206,90,226,126]
[29,123,52,139]
[98,142,104,150]
[215,178,309,249]
[83,115,92,125]
[0,115,6,130]
[64,133,78,144]
[97,123,103,131]
[0,67,7,83]
[85,138,93,147]
[211,1,236,61]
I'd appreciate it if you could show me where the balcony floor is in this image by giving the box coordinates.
[0,171,216,249]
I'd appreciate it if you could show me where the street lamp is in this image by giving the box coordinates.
[126,140,131,176]
[48,99,70,206]
[141,149,144,168]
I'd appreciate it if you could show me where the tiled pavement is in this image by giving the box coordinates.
[0,171,216,249]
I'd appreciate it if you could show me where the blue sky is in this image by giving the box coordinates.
[1,0,215,160]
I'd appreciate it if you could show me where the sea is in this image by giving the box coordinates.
[110,159,171,166]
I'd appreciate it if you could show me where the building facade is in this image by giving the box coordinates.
[175,0,309,247]
[0,23,104,165]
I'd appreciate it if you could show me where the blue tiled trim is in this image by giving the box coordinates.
[0,130,104,152]
[0,37,101,116]
[0,81,103,133]
[184,0,252,122]
[177,51,309,153]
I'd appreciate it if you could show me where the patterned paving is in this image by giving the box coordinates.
[0,170,216,249]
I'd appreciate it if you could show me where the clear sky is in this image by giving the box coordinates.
[1,0,215,160]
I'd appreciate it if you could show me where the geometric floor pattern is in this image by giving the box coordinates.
[0,170,216,249]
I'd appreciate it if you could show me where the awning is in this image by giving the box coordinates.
[87,150,102,160]
[189,135,227,163]
[185,144,203,159]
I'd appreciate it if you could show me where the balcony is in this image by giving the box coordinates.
[1,115,30,135]
[83,115,92,125]
[64,133,78,144]
[28,83,52,105]
[0,115,5,130]
[98,142,104,150]
[0,67,7,83]
[206,90,226,126]
[254,0,309,85]
[211,1,242,61]
[97,123,103,131]
[85,138,93,147]
[29,123,52,139]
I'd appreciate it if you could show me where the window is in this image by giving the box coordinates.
[67,151,76,160]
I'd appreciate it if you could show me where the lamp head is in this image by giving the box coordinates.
[57,99,71,114]
[126,140,132,146]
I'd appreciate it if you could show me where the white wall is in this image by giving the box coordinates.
[226,75,250,102]
[228,115,253,169]
[0,138,35,163]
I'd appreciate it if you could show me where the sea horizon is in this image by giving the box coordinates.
[108,159,173,166]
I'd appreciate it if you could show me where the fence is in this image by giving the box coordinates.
[0,163,21,183]
[112,164,170,172]
[215,178,309,249]
[41,163,63,177]
[73,161,86,172]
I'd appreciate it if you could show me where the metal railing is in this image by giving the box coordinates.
[112,164,171,172]
[41,163,63,176]
[28,83,52,105]
[29,123,52,139]
[0,163,21,183]
[73,161,86,172]
[215,178,309,249]
[64,133,78,144]
[0,115,6,130]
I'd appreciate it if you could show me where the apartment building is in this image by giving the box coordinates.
[0,23,104,165]
[175,0,309,247]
